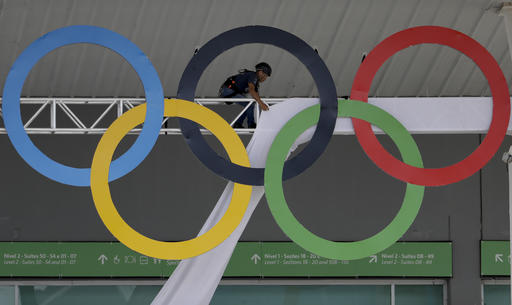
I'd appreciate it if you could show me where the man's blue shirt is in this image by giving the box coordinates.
[232,70,258,93]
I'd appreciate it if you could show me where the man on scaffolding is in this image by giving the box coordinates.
[218,62,272,128]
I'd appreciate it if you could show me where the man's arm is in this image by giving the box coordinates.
[248,82,269,111]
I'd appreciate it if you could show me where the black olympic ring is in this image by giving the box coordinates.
[177,25,338,185]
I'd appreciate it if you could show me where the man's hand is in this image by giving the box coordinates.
[259,101,269,111]
[248,83,269,111]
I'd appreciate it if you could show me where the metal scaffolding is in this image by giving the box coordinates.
[0,98,285,135]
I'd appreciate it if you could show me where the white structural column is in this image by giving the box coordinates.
[500,4,512,304]
[503,145,512,305]
[508,147,512,305]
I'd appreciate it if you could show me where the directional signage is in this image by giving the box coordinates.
[481,241,510,276]
[0,242,170,277]
[0,242,452,277]
[255,242,452,277]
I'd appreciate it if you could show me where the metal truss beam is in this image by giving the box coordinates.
[0,98,285,135]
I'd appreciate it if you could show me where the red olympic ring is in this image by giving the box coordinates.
[350,26,511,186]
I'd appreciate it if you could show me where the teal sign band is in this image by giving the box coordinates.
[481,241,510,276]
[264,99,425,260]
[0,242,451,277]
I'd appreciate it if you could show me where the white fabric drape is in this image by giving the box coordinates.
[151,98,318,305]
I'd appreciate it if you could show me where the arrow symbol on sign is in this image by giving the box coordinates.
[251,254,261,264]
[98,254,108,265]
[369,255,378,263]
[495,254,503,263]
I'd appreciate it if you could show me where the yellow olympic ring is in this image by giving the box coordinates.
[90,99,252,260]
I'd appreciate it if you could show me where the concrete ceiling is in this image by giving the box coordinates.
[0,0,510,98]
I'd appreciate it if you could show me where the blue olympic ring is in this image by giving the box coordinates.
[2,25,164,186]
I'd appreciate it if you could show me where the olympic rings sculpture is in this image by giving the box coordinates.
[2,25,509,260]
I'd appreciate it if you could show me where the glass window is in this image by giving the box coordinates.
[19,285,160,305]
[484,285,510,305]
[211,285,391,305]
[395,285,443,305]
[0,286,15,305]
[16,283,447,305]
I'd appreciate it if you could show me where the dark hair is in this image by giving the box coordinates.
[255,62,272,76]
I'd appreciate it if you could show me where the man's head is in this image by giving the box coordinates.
[255,62,272,82]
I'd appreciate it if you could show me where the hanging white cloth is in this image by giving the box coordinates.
[151,98,319,305]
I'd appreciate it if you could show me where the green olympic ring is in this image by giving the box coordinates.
[264,99,425,260]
